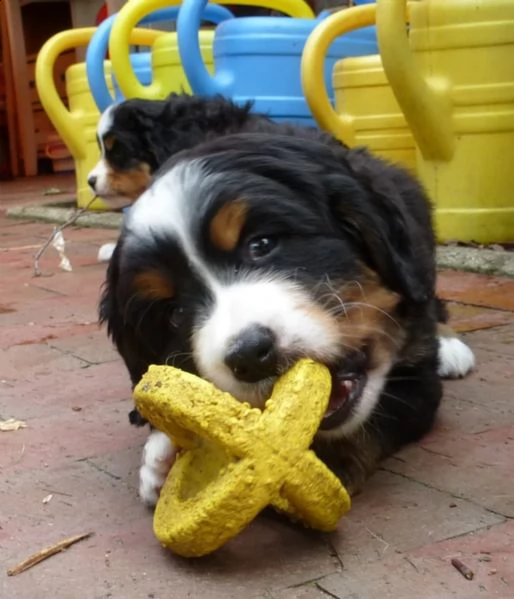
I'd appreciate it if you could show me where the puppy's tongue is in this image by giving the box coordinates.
[325,377,354,417]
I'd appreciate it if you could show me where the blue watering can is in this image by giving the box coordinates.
[177,0,378,126]
[86,3,234,112]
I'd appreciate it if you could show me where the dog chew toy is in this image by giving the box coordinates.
[134,359,351,557]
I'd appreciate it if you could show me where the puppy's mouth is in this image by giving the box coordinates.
[320,370,368,430]
[320,347,370,430]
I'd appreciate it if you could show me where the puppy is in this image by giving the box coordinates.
[88,94,339,262]
[99,132,475,506]
[87,93,333,206]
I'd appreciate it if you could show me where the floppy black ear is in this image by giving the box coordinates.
[99,240,149,386]
[328,149,437,303]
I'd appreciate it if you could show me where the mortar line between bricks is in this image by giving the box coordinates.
[29,284,68,297]
[80,458,123,481]
[443,299,514,314]
[285,572,340,590]
[380,466,514,521]
[314,582,342,599]
[325,537,345,571]
[46,343,100,367]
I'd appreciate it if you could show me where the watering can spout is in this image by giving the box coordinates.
[110,0,235,101]
[376,0,454,161]
[178,0,234,97]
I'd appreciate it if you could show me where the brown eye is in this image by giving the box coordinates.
[169,306,185,328]
[247,236,277,261]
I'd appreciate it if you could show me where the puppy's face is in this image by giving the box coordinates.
[105,135,435,440]
[88,102,161,206]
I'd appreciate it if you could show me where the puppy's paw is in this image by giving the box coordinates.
[139,430,176,507]
[437,336,476,379]
[97,242,116,263]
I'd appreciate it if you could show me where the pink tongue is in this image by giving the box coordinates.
[326,379,353,416]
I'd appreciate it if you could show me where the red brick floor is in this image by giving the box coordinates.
[1,179,514,598]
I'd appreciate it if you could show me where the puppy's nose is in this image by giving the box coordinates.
[224,325,278,383]
[87,175,97,190]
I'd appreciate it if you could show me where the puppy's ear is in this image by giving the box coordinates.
[99,239,149,388]
[328,152,436,303]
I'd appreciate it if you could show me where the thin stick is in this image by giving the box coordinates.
[6,531,94,576]
[33,196,98,277]
[451,557,474,580]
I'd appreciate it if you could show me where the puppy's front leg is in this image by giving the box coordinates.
[313,430,386,497]
[139,430,177,507]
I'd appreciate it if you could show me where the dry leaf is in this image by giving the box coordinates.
[42,494,53,504]
[0,418,27,432]
[52,231,72,272]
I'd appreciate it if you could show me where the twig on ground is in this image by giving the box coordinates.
[451,557,474,580]
[33,196,98,277]
[6,532,94,576]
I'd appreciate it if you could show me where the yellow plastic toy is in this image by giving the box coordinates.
[301,3,416,173]
[134,359,351,558]
[36,27,162,210]
[109,0,313,102]
[377,0,514,244]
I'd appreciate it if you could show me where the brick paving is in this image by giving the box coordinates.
[1,178,513,599]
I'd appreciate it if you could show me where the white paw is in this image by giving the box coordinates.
[437,336,476,379]
[97,242,116,263]
[139,430,176,507]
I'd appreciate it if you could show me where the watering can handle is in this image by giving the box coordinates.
[301,4,376,145]
[36,27,162,161]
[109,0,234,101]
[178,0,314,97]
[36,29,98,160]
[376,0,453,161]
[86,13,166,112]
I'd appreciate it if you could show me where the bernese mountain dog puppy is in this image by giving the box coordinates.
[88,94,332,262]
[87,93,321,207]
[99,131,475,506]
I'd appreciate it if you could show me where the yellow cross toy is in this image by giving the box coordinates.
[134,359,351,557]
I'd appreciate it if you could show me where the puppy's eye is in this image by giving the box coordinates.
[169,306,185,328]
[247,236,277,261]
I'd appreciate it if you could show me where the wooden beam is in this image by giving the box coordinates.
[3,0,37,176]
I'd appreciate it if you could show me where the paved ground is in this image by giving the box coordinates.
[1,176,513,599]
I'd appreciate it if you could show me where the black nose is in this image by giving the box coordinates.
[224,325,278,383]
[88,175,97,190]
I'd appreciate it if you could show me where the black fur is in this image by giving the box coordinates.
[100,131,444,495]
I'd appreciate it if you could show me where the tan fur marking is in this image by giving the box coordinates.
[334,271,403,371]
[209,200,248,252]
[103,135,115,151]
[134,270,174,300]
[106,163,151,201]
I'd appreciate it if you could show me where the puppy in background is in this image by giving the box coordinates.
[88,93,336,262]
[99,132,476,506]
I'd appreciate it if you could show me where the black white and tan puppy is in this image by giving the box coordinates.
[88,94,329,262]
[99,132,475,506]
[87,93,323,206]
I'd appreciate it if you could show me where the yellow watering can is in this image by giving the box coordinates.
[109,0,231,101]
[36,28,162,210]
[109,0,312,102]
[377,0,514,243]
[301,3,417,173]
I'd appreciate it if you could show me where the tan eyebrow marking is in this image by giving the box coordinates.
[209,199,249,252]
